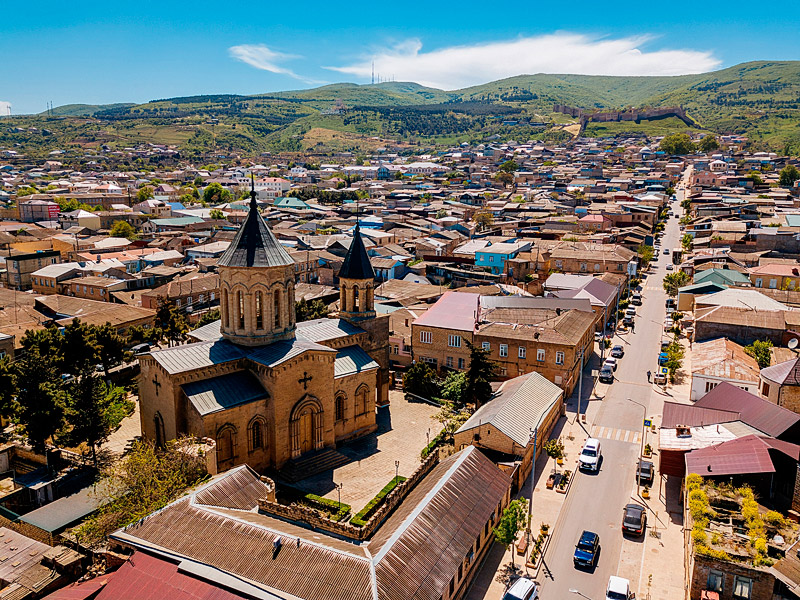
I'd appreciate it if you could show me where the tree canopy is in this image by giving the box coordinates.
[136,186,154,202]
[464,342,498,408]
[698,136,720,153]
[493,498,527,568]
[663,271,690,296]
[659,133,696,156]
[295,299,329,322]
[779,165,800,187]
[109,220,138,240]
[473,210,494,230]
[744,339,773,369]
[202,182,233,204]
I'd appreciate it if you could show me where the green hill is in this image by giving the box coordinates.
[5,61,800,157]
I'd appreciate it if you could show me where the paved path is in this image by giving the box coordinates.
[99,396,141,456]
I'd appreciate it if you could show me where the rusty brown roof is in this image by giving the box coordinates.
[112,449,511,600]
[661,401,740,429]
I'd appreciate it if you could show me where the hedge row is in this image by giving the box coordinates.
[420,430,445,460]
[351,476,408,527]
[301,493,351,522]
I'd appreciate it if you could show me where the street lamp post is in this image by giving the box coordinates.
[569,589,592,600]
[628,397,647,495]
[395,460,400,486]
[526,409,548,550]
[336,483,343,512]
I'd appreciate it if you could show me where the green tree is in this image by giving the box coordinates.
[748,172,764,186]
[61,319,101,375]
[194,309,220,329]
[493,498,528,569]
[681,233,693,252]
[663,271,690,296]
[659,133,696,156]
[698,136,720,153]
[136,186,154,202]
[744,339,773,369]
[779,165,800,187]
[499,159,519,173]
[94,323,125,377]
[63,373,114,464]
[465,341,498,408]
[637,244,654,266]
[110,220,138,240]
[14,349,67,452]
[495,171,514,188]
[155,297,188,347]
[295,299,329,322]
[202,182,233,204]
[665,341,685,384]
[75,439,207,547]
[209,208,226,220]
[439,371,468,406]
[403,362,441,400]
[544,438,565,473]
[473,210,494,231]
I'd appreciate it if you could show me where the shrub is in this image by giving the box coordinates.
[765,510,786,527]
[351,476,408,527]
[742,499,759,522]
[686,474,703,490]
[420,430,444,460]
[692,527,708,546]
[754,537,768,556]
[696,545,731,561]
[301,494,351,522]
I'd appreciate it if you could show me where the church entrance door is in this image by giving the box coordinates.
[298,408,313,455]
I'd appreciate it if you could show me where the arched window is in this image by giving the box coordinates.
[255,291,263,330]
[222,289,229,328]
[355,385,370,417]
[153,412,165,449]
[353,285,360,312]
[274,290,281,328]
[237,291,244,329]
[335,393,346,422]
[249,418,266,451]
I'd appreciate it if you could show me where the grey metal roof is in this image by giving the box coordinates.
[248,339,335,368]
[187,319,223,342]
[296,318,364,343]
[338,225,375,280]
[334,345,379,378]
[217,192,294,268]
[150,340,245,375]
[456,371,564,447]
[182,371,267,416]
[19,480,112,533]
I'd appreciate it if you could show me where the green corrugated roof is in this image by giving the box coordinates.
[334,345,379,378]
[694,268,750,286]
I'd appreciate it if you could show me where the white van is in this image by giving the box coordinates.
[606,575,635,600]
[502,577,539,600]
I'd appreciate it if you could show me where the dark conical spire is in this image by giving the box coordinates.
[339,222,374,280]
[217,175,293,268]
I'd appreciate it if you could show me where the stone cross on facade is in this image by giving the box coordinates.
[298,371,312,390]
[152,374,161,396]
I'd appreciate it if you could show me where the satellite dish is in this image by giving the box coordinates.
[789,338,799,350]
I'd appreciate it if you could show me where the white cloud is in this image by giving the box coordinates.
[229,44,318,83]
[326,33,721,89]
[0,101,11,116]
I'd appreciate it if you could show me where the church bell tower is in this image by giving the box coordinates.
[338,223,375,321]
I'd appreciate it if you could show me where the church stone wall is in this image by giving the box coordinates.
[333,368,379,442]
[346,313,391,407]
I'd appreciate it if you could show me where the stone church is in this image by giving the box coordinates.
[138,187,390,473]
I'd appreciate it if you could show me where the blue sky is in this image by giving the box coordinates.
[2,0,799,115]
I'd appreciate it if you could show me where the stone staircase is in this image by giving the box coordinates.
[279,448,350,483]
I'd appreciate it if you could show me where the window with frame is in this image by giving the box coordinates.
[537,349,545,361]
[335,393,346,421]
[518,346,526,359]
[482,342,490,351]
[556,351,564,364]
[769,279,778,289]
[249,419,264,451]
[458,357,465,369]
[707,570,723,593]
[499,344,508,358]
[732,576,752,599]
[448,334,462,348]
[555,260,563,269]
[580,262,587,272]
[420,331,432,343]
[446,356,454,368]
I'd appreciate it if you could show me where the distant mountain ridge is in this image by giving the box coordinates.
[11,61,800,156]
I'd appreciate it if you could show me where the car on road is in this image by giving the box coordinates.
[606,575,635,600]
[631,293,642,305]
[664,319,674,331]
[573,530,600,568]
[637,460,654,486]
[622,503,647,536]
[610,345,624,358]
[599,365,614,384]
[603,357,618,371]
[595,331,603,342]
[666,264,674,270]
[663,248,670,255]
[502,576,539,600]
[579,438,602,471]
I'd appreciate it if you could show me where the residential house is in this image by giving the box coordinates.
[690,337,761,401]
[6,250,60,290]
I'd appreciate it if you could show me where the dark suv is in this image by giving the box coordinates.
[573,530,600,568]
[622,503,647,536]
[636,460,654,486]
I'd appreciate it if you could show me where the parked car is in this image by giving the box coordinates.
[603,357,618,371]
[595,331,603,342]
[663,248,670,255]
[502,576,539,600]
[631,293,642,306]
[606,575,635,600]
[132,343,151,355]
[610,345,624,358]
[579,438,602,471]
[636,460,654,486]
[599,366,614,384]
[666,264,674,271]
[573,530,600,568]
[622,503,647,536]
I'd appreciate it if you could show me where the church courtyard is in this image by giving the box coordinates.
[290,389,440,510]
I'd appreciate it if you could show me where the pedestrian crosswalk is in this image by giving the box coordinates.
[588,424,642,445]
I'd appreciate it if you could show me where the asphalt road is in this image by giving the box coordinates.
[539,187,686,600]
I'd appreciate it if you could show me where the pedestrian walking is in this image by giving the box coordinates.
[647,370,652,383]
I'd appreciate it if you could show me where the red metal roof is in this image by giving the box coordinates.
[95,551,249,600]
[661,401,739,429]
[685,435,800,477]
[42,579,107,600]
[412,291,479,332]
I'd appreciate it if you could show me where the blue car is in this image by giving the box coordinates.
[573,530,600,568]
